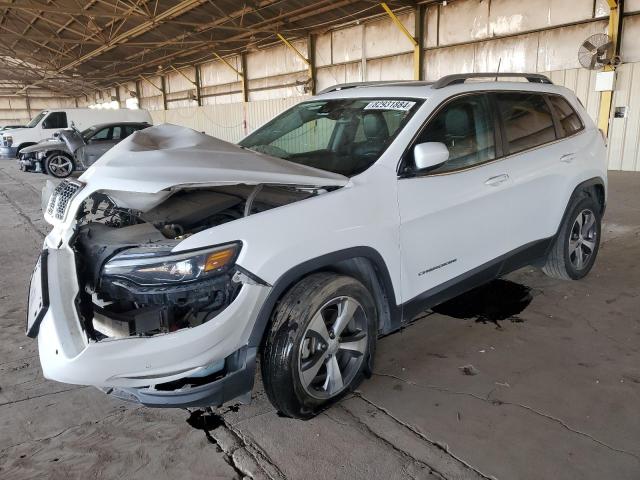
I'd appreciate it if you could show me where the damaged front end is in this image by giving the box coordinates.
[72,183,318,340]
[34,124,348,407]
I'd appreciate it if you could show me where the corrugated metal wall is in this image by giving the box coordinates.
[150,96,308,143]
[3,0,640,170]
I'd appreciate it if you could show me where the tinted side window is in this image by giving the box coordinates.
[548,95,583,137]
[43,112,67,129]
[111,126,123,140]
[415,94,496,173]
[496,93,556,154]
[122,125,140,138]
[91,127,111,140]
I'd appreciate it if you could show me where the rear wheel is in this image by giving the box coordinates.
[261,272,377,419]
[543,193,602,280]
[44,153,74,178]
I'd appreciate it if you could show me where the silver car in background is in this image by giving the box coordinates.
[18,122,150,178]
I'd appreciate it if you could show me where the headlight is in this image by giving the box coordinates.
[4,135,12,146]
[37,151,46,159]
[102,242,241,286]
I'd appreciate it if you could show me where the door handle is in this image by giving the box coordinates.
[484,174,509,186]
[560,153,576,163]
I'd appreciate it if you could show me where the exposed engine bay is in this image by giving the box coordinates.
[71,184,321,340]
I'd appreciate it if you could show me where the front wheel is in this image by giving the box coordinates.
[543,193,602,280]
[44,153,74,178]
[261,273,377,419]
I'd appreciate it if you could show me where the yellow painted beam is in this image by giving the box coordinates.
[138,74,163,93]
[213,52,243,77]
[170,65,197,87]
[276,33,311,68]
[381,3,421,80]
[597,1,621,135]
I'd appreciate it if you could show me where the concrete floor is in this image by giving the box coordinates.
[0,163,639,480]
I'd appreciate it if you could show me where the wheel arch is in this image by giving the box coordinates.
[549,176,605,254]
[248,246,400,350]
[16,142,36,155]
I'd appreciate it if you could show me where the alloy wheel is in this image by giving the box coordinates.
[568,208,597,270]
[48,155,73,177]
[298,296,368,400]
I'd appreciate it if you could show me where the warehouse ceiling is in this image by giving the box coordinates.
[0,0,415,96]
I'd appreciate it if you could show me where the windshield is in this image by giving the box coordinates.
[239,98,422,176]
[26,111,47,128]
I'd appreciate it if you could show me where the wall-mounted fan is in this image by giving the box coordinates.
[578,33,615,70]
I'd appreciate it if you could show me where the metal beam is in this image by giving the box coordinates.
[194,64,202,106]
[240,53,248,103]
[160,75,168,110]
[138,74,162,93]
[59,0,207,73]
[170,65,197,87]
[276,33,311,68]
[597,0,623,136]
[277,32,313,88]
[213,52,242,77]
[307,33,317,95]
[381,2,420,80]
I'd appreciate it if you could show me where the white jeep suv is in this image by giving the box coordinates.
[27,73,607,418]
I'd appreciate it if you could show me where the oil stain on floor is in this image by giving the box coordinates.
[431,279,533,327]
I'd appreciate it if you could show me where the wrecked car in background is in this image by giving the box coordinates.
[18,122,150,178]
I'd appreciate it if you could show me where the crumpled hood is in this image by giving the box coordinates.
[21,139,67,154]
[79,124,348,194]
[58,129,85,154]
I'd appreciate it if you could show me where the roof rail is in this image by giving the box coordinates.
[432,73,553,89]
[317,80,428,95]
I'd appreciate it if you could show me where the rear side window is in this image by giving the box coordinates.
[548,95,583,137]
[415,93,496,173]
[111,126,123,140]
[43,112,67,129]
[496,93,556,154]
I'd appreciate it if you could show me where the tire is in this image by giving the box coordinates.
[44,153,74,178]
[261,272,377,419]
[543,192,602,280]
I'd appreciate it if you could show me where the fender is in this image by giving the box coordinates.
[247,246,400,348]
[553,176,606,239]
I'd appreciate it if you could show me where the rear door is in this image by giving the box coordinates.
[492,91,572,248]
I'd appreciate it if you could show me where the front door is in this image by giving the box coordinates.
[397,93,512,306]
[80,126,119,166]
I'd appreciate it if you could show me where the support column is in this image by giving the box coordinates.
[307,33,317,95]
[597,0,623,136]
[194,64,202,106]
[160,75,168,111]
[240,53,249,103]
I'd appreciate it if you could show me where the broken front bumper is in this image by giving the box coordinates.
[36,244,270,407]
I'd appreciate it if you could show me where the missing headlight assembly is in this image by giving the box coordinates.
[71,183,316,340]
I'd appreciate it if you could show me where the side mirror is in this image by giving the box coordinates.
[413,142,449,172]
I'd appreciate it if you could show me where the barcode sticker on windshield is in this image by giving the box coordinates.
[364,100,416,111]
